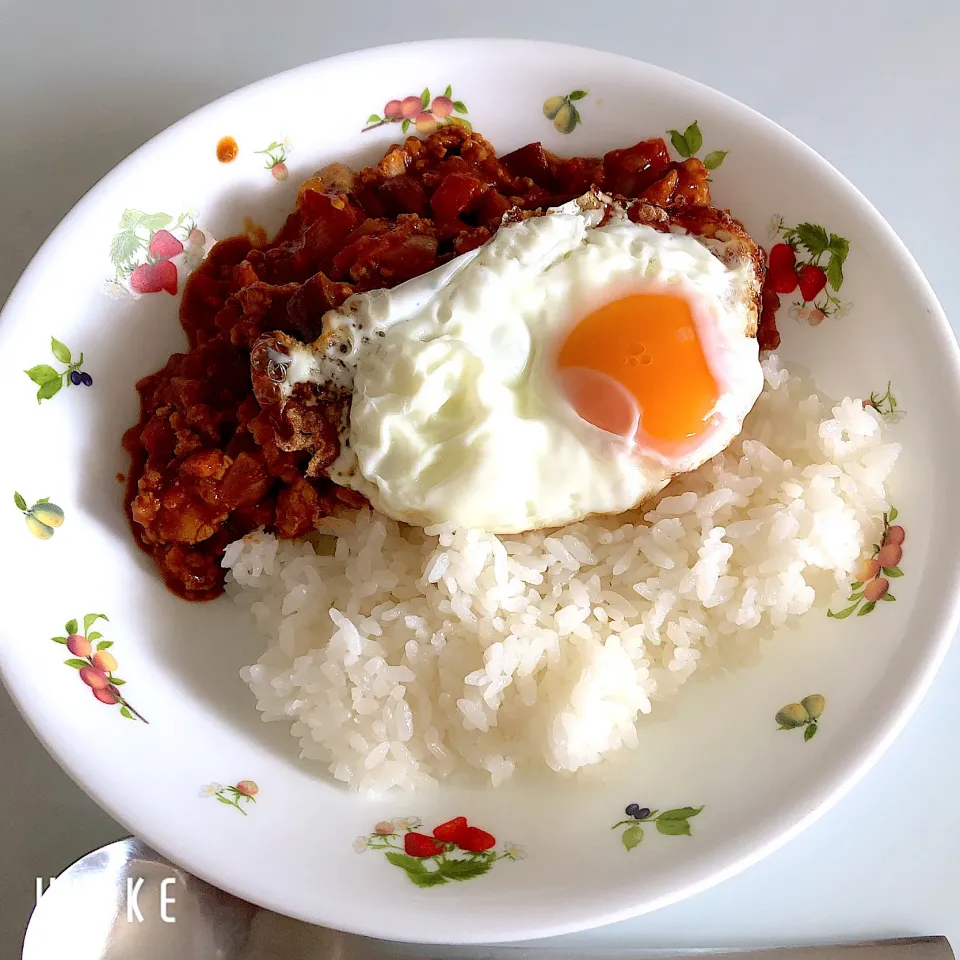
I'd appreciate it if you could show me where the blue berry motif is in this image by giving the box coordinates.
[24,337,92,403]
[614,804,704,851]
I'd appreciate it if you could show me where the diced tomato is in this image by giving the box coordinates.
[603,139,671,196]
[499,142,559,189]
[430,173,490,222]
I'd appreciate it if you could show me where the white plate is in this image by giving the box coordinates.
[2,39,959,944]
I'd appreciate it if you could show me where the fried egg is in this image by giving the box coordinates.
[276,192,765,533]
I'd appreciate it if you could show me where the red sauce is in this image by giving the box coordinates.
[123,125,776,601]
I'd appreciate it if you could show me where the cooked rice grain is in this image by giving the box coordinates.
[227,356,900,792]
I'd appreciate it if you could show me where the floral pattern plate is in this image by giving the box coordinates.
[1,39,959,945]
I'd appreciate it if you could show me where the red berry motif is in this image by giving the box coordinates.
[148,229,184,259]
[383,99,402,118]
[155,260,178,295]
[129,260,178,296]
[433,816,469,844]
[201,781,259,814]
[255,140,291,183]
[404,832,445,858]
[863,382,904,424]
[767,243,799,293]
[797,264,828,303]
[105,208,201,298]
[458,826,497,852]
[356,815,525,886]
[765,220,851,322]
[128,263,162,294]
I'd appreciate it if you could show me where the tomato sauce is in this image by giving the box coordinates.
[123,125,777,600]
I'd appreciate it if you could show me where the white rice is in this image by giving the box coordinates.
[226,356,900,792]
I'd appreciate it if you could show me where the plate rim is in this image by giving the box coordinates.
[3,37,960,943]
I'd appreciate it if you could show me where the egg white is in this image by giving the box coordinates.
[282,197,764,533]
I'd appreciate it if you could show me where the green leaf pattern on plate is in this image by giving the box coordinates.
[864,381,906,424]
[254,139,291,181]
[23,337,89,403]
[665,120,727,172]
[613,805,703,851]
[200,781,259,814]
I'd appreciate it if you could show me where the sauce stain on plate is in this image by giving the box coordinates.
[216,136,239,163]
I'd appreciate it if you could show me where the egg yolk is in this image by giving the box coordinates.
[555,292,719,450]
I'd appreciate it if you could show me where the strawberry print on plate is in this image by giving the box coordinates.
[767,217,851,325]
[355,816,524,888]
[103,209,214,299]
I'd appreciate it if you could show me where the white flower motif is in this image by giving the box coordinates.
[392,817,421,832]
[102,279,126,300]
[503,841,526,861]
[787,303,807,323]
[767,214,784,242]
[836,301,853,318]
[200,782,224,798]
[353,836,370,853]
[282,136,292,152]
[182,246,205,272]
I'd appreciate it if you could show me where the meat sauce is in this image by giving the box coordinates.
[123,125,780,601]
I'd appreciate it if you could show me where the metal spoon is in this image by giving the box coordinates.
[21,837,956,960]
[21,838,456,960]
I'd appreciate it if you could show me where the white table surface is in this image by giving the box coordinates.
[2,0,959,955]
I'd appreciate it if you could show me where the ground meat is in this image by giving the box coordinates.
[123,125,779,600]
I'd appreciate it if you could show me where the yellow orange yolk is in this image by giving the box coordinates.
[555,292,719,448]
